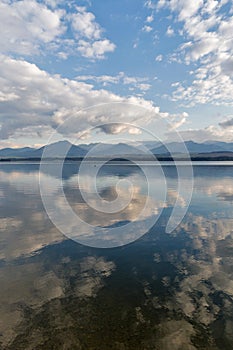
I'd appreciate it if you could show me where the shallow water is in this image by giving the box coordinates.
[0,162,233,349]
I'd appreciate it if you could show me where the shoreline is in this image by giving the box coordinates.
[1,156,233,162]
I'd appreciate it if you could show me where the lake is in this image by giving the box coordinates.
[0,162,233,349]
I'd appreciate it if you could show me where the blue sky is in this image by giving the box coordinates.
[0,0,233,147]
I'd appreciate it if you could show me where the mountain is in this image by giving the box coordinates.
[30,141,87,157]
[0,141,153,158]
[0,140,233,158]
[93,143,143,156]
[150,141,233,154]
[0,141,87,158]
[0,146,35,158]
[203,141,233,152]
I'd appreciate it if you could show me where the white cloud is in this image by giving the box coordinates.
[70,6,116,59]
[185,35,219,62]
[142,25,153,32]
[0,55,165,141]
[0,0,65,55]
[166,26,174,37]
[145,0,157,9]
[71,7,102,40]
[156,0,233,106]
[155,54,163,62]
[169,112,188,130]
[44,0,63,8]
[137,83,151,91]
[146,15,154,23]
[0,1,116,60]
[176,0,203,21]
[77,39,116,59]
[159,111,189,133]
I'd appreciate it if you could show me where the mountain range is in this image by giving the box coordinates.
[0,140,233,158]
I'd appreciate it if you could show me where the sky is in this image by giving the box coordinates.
[0,0,233,148]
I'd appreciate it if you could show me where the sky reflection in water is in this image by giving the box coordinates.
[0,163,233,350]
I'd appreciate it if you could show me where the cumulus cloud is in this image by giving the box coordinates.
[77,39,115,59]
[146,15,154,23]
[137,83,151,91]
[166,26,174,37]
[0,1,116,60]
[71,6,102,40]
[0,0,65,55]
[155,54,163,62]
[169,112,188,130]
[71,6,116,59]
[142,25,153,32]
[154,0,233,106]
[0,55,177,141]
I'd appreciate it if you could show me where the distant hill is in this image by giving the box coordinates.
[0,141,87,158]
[0,140,233,159]
[150,141,233,155]
[93,143,143,156]
[0,146,35,158]
[31,141,87,158]
[203,141,233,152]
[0,141,148,158]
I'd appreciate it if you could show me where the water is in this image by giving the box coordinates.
[0,162,233,349]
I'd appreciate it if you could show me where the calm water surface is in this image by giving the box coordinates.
[0,162,233,349]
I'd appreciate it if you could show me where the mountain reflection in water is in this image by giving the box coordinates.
[0,163,233,350]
